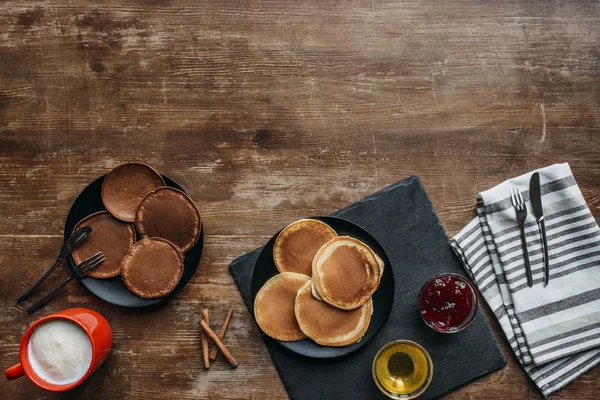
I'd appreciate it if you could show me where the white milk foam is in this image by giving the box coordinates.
[27,319,93,385]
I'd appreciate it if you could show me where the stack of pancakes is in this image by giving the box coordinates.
[254,219,384,347]
[72,163,201,299]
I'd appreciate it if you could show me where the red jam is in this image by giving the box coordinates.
[418,273,478,333]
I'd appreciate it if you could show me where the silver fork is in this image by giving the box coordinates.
[510,187,534,287]
[27,252,106,314]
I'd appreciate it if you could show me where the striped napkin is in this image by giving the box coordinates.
[450,163,600,396]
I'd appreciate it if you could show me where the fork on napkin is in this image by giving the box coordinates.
[450,163,600,396]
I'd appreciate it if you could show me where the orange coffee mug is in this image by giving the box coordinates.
[5,308,112,392]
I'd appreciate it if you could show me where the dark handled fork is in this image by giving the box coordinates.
[27,252,105,314]
[510,186,534,288]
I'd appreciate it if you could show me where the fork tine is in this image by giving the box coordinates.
[75,252,104,275]
[510,187,517,207]
[82,256,105,274]
[515,187,525,210]
[81,255,104,270]
[86,255,105,267]
[517,188,525,205]
[78,251,103,267]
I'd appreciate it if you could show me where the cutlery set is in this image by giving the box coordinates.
[510,172,550,287]
[17,227,105,314]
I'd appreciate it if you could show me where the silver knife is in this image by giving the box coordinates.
[529,172,550,286]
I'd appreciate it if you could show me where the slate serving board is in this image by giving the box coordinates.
[230,175,506,400]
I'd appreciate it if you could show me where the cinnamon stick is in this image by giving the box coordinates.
[209,307,234,360]
[201,309,210,369]
[199,319,238,368]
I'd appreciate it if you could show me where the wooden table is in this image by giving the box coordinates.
[1,1,598,398]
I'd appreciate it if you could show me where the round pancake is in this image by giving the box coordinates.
[254,273,310,341]
[295,281,372,347]
[121,238,184,299]
[135,187,201,253]
[312,236,380,310]
[273,219,337,276]
[101,163,165,223]
[72,211,136,279]
[311,249,384,298]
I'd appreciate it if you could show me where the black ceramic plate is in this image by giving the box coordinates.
[63,174,203,308]
[251,216,394,359]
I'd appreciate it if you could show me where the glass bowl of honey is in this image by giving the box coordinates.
[372,340,433,399]
[418,273,478,333]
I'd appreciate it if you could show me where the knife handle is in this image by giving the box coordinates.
[540,218,550,285]
[27,273,76,314]
[17,258,62,303]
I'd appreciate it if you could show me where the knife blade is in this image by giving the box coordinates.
[17,226,92,302]
[59,226,92,258]
[529,172,550,286]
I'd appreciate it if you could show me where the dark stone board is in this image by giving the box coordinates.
[230,175,506,400]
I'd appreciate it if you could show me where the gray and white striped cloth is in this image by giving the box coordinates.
[450,163,600,396]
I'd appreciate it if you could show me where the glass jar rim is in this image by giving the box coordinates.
[418,273,479,334]
[371,340,434,399]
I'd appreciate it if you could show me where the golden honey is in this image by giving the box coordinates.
[372,340,433,399]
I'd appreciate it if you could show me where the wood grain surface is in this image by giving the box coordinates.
[1,0,599,398]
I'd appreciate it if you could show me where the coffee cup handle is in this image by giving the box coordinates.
[5,363,24,380]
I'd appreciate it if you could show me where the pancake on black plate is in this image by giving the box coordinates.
[101,162,165,223]
[273,219,337,276]
[254,272,310,341]
[295,281,372,346]
[312,236,380,310]
[72,211,136,279]
[135,187,201,253]
[121,237,184,299]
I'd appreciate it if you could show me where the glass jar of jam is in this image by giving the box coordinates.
[418,273,478,333]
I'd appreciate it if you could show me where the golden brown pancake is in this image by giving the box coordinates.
[101,163,165,223]
[135,187,201,253]
[254,273,310,341]
[121,238,184,299]
[311,249,384,297]
[295,281,372,346]
[72,211,136,279]
[312,236,380,310]
[273,219,337,276]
